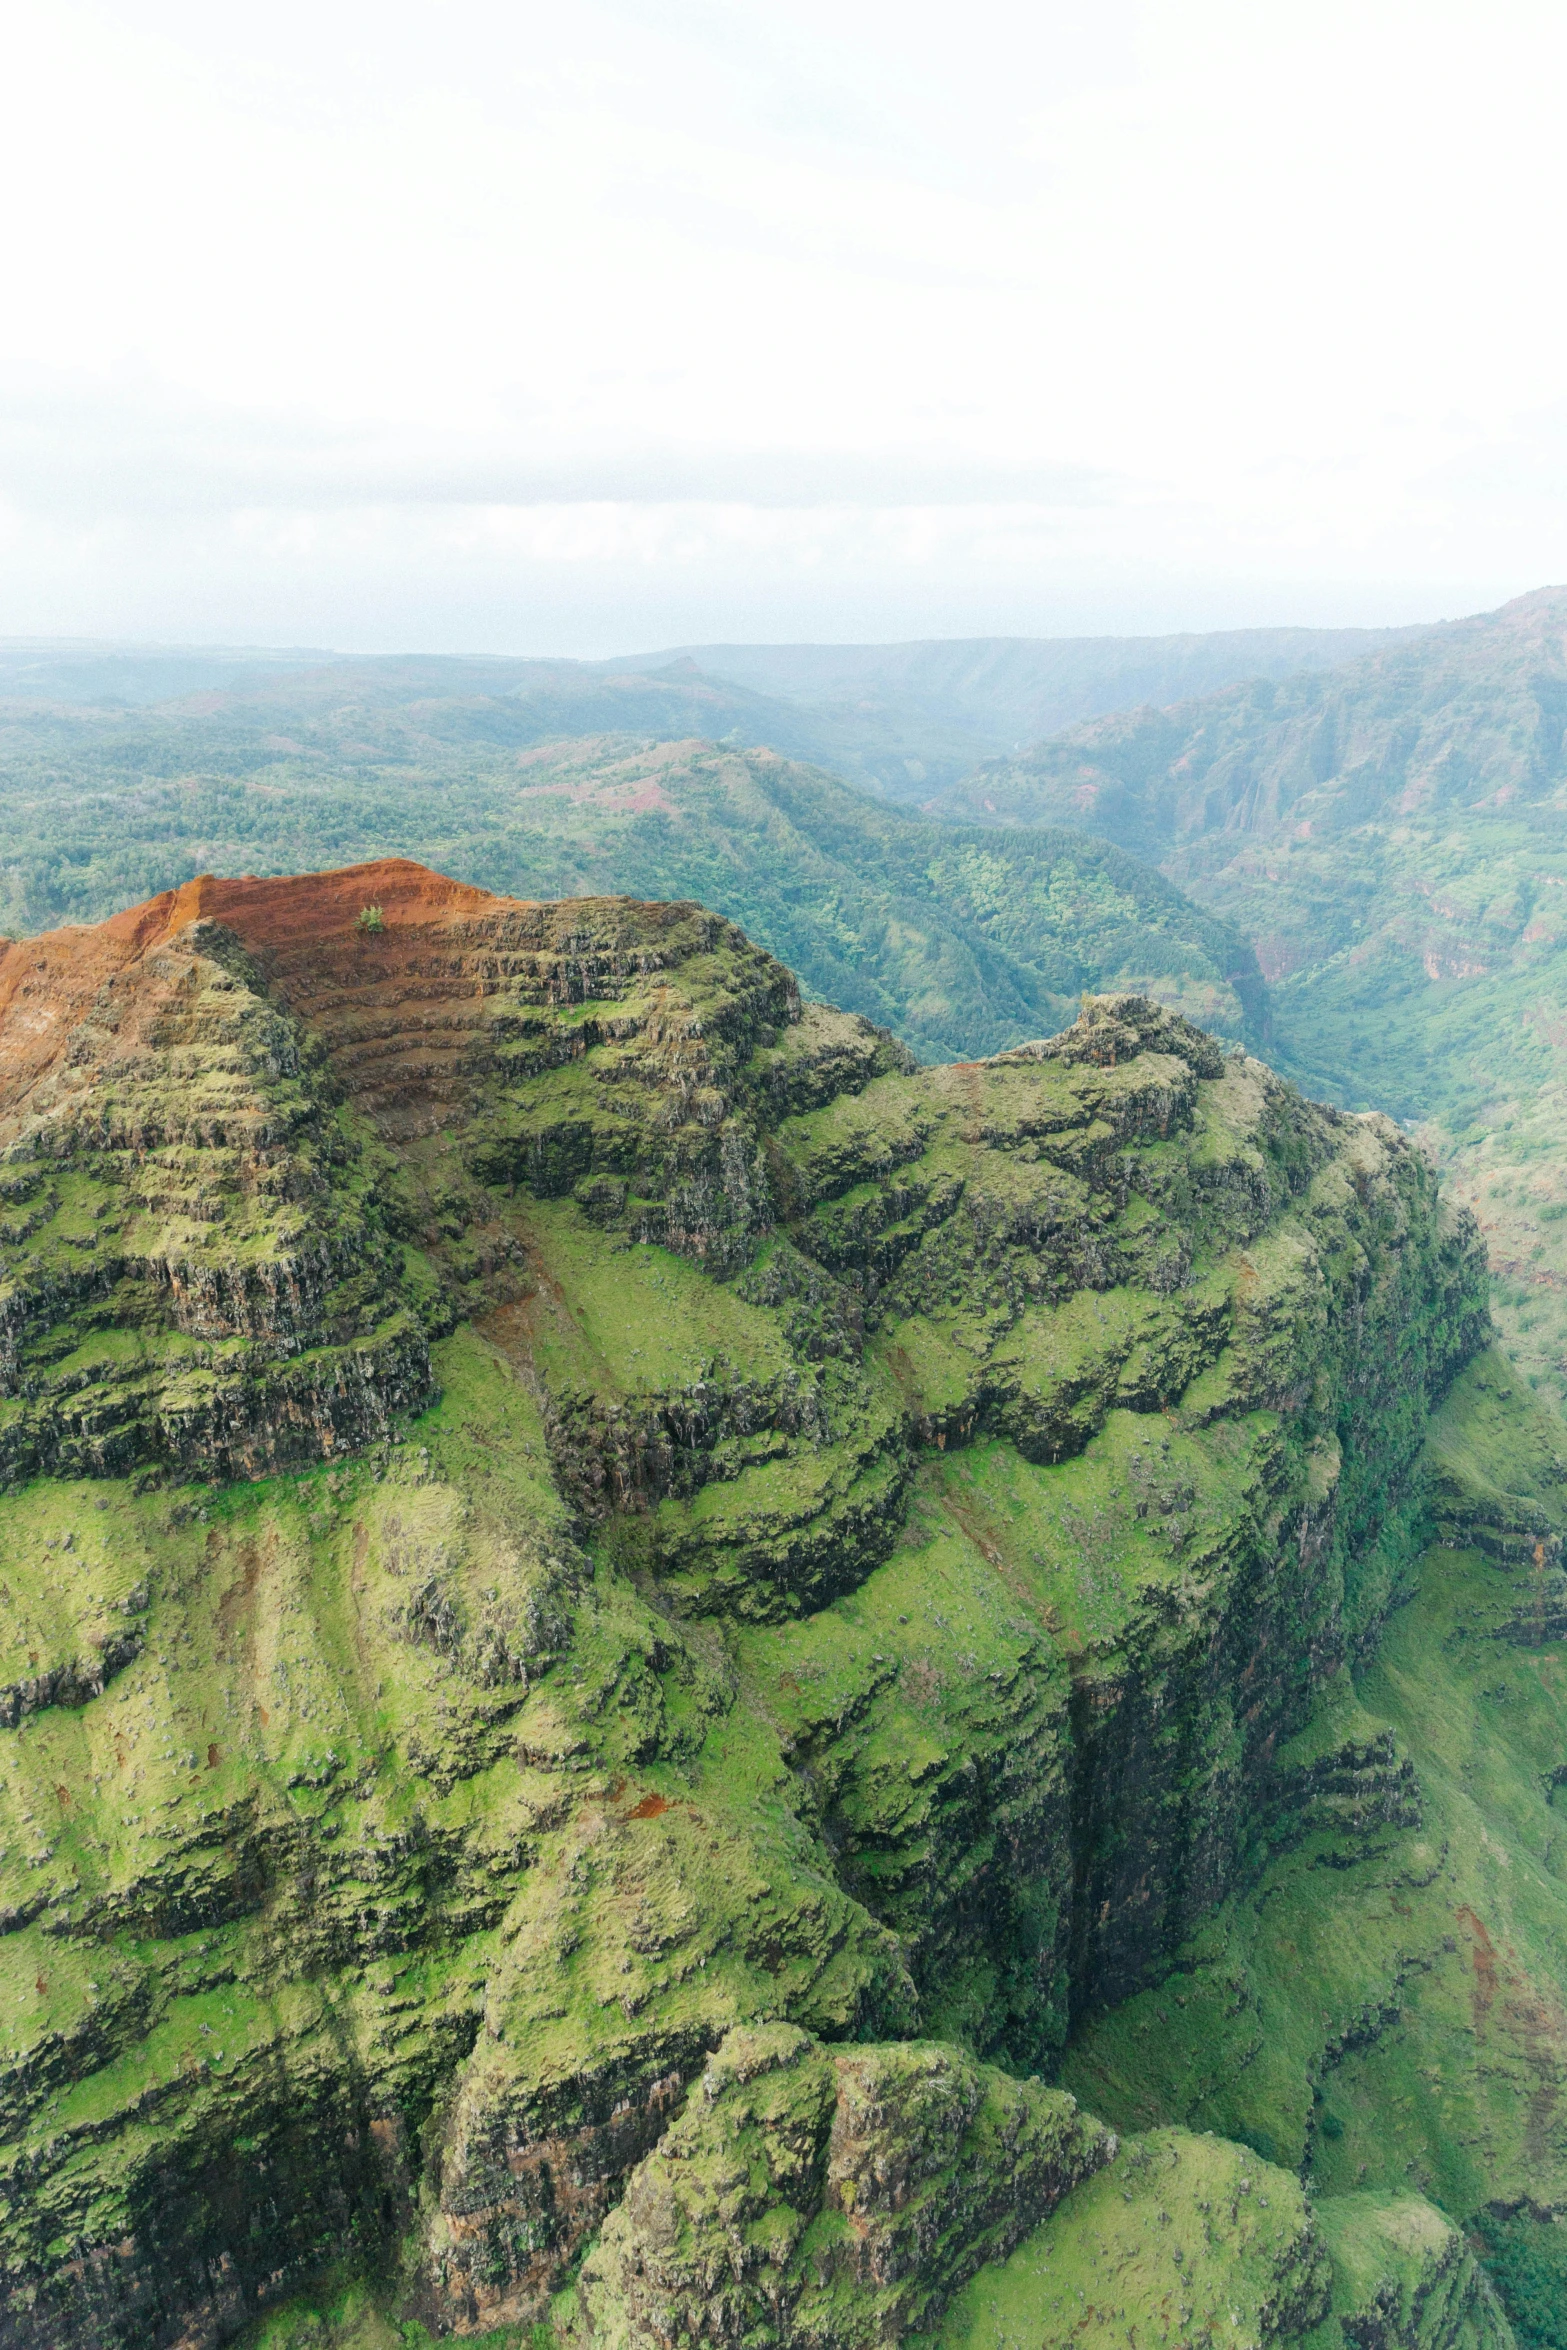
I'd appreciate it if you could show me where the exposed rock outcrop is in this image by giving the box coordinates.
[578,2024,1111,2350]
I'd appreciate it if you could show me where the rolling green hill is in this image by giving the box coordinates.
[936,586,1567,1404]
[0,713,1263,1064]
[0,619,1421,802]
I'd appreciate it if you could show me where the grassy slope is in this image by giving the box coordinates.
[928,1340,1567,2350]
[233,1329,1551,2350]
[1027,1349,1567,2348]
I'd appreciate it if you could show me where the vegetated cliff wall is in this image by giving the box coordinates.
[0,863,1500,2350]
[928,587,1567,1426]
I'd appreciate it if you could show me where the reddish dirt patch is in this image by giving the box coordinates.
[128,856,515,954]
[580,775,678,815]
[0,858,510,1116]
[625,1793,669,1820]
[214,1540,262,1659]
[479,1293,553,1370]
[0,857,702,1145]
[1458,1904,1499,2033]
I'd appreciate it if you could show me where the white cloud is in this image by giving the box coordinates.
[1,0,1564,646]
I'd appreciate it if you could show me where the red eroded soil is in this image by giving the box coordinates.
[0,859,517,1127]
[0,858,698,1142]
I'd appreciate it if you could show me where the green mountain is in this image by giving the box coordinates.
[0,861,1559,2350]
[936,586,1567,1406]
[0,643,989,846]
[0,619,1421,803]
[0,711,1263,1063]
[629,621,1422,782]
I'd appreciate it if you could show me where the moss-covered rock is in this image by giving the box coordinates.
[577,2023,1109,2350]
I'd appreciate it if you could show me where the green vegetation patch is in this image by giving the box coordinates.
[936,2129,1329,2350]
[1470,2212,1567,2350]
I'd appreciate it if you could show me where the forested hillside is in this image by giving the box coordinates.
[936,587,1567,1402]
[0,707,1261,1062]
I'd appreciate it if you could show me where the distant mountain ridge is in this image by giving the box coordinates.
[935,586,1567,877]
[0,696,1265,1062]
[15,591,1567,1397]
[0,638,334,705]
[620,621,1426,770]
[0,616,1429,800]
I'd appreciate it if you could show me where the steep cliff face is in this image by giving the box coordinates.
[0,896,430,1486]
[575,2023,1111,2350]
[0,861,1533,2350]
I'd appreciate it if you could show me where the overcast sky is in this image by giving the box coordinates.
[4,0,1567,653]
